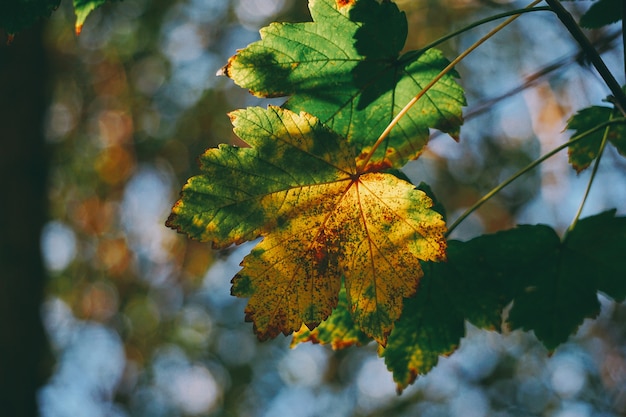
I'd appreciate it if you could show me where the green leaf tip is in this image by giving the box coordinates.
[74,0,114,34]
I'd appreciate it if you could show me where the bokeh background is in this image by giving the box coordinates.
[11,0,626,415]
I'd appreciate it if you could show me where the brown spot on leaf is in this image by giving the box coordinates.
[217,55,237,77]
[336,0,355,7]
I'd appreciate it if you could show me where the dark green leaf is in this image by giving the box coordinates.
[0,0,60,34]
[383,233,521,391]
[566,105,626,172]
[566,210,626,301]
[580,0,622,28]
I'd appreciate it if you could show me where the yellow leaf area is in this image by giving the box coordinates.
[169,106,447,345]
[233,167,446,346]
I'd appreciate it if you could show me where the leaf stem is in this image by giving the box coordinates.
[400,6,552,64]
[565,113,615,238]
[623,0,626,80]
[445,117,626,237]
[545,0,626,116]
[356,0,543,173]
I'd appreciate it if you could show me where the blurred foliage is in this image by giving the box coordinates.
[35,0,626,416]
[0,0,60,35]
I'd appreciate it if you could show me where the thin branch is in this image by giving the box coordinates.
[545,0,626,115]
[623,0,626,80]
[445,117,626,237]
[356,0,543,173]
[399,6,552,64]
[565,113,615,238]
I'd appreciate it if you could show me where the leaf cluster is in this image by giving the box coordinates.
[168,0,464,348]
[169,0,626,392]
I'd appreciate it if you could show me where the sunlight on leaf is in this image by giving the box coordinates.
[74,0,108,34]
[168,106,447,344]
[291,282,372,349]
[220,0,465,168]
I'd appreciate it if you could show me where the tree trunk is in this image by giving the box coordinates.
[0,26,51,417]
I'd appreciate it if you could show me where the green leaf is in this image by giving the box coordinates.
[579,0,622,28]
[505,213,626,349]
[74,0,110,34]
[505,228,601,350]
[0,0,60,35]
[168,106,447,344]
[167,106,354,247]
[220,0,465,168]
[384,214,626,390]
[291,282,372,349]
[566,105,626,172]
[566,210,626,302]
[383,233,523,392]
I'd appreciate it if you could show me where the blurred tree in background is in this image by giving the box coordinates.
[1,1,626,416]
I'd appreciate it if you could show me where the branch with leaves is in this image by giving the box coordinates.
[5,0,624,394]
[164,0,626,391]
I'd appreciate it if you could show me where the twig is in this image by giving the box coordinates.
[545,0,626,115]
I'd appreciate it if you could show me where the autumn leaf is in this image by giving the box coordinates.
[291,281,372,349]
[290,181,445,350]
[566,105,626,172]
[167,106,447,344]
[219,0,465,168]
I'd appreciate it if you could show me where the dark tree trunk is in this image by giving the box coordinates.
[0,26,51,417]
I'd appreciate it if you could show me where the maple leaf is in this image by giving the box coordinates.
[566,105,626,173]
[219,0,465,168]
[383,212,626,391]
[493,212,626,350]
[167,106,447,344]
[291,281,372,349]
[382,237,515,392]
[289,182,445,350]
[565,210,626,302]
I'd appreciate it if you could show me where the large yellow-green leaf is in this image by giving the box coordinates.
[167,106,354,247]
[291,282,372,349]
[168,106,447,344]
[219,0,465,168]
